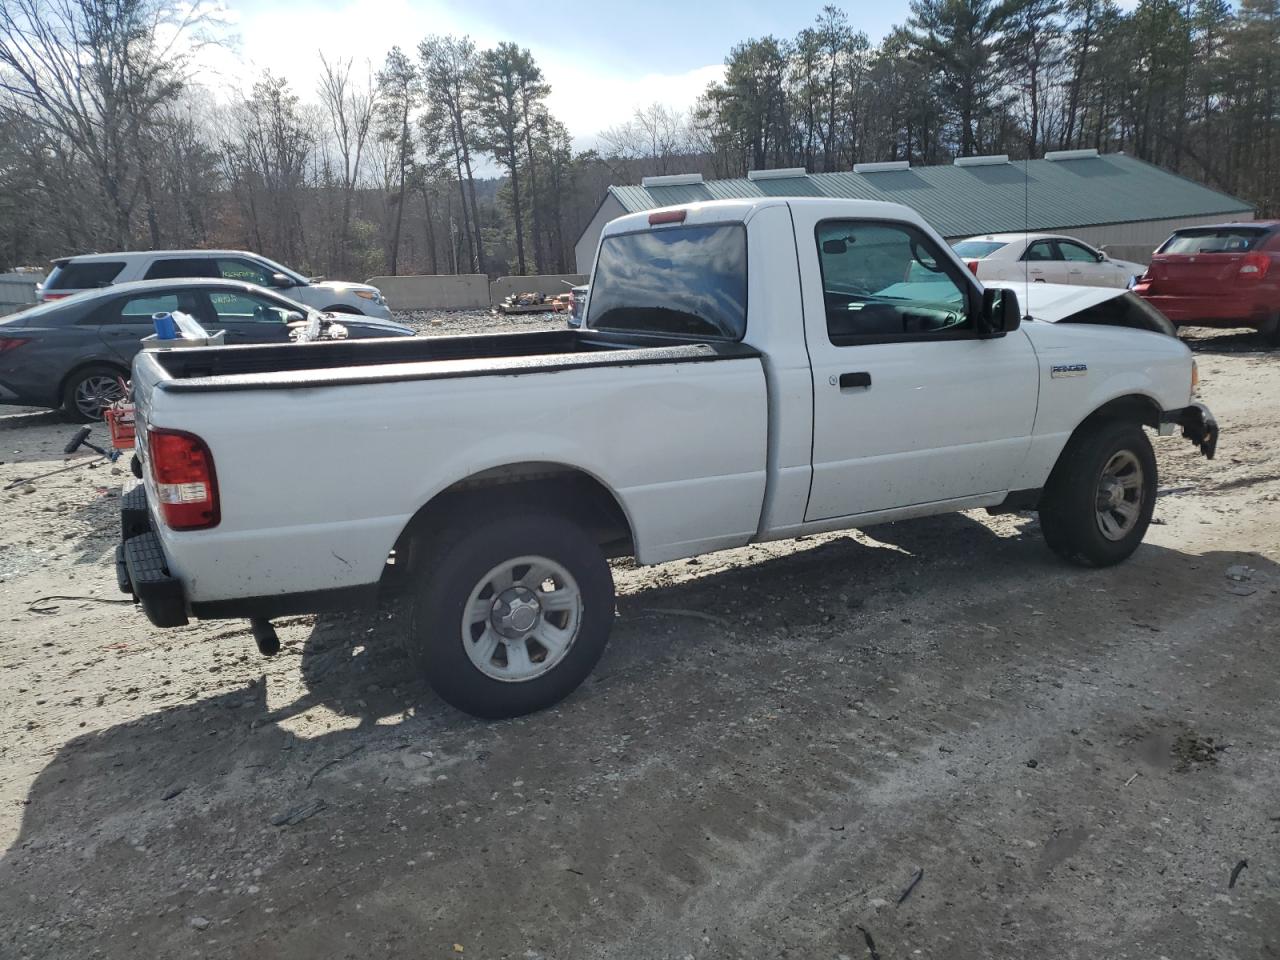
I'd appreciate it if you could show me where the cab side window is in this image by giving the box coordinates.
[144,258,218,280]
[1058,241,1099,263]
[1022,240,1058,262]
[206,290,291,324]
[216,259,275,286]
[816,220,972,344]
[93,291,202,324]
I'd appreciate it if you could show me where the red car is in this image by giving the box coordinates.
[1135,221,1280,345]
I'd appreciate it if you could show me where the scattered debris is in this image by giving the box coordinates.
[1025,758,1039,769]
[642,607,730,627]
[1124,772,1140,787]
[1229,859,1248,889]
[189,916,211,931]
[306,744,366,787]
[161,785,186,801]
[855,924,882,960]
[1173,731,1223,771]
[270,798,327,827]
[896,867,924,906]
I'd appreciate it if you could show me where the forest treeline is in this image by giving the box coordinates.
[0,0,1276,278]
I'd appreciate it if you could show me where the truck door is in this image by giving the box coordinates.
[794,212,1039,522]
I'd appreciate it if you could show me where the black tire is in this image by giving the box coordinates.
[1038,419,1157,567]
[1262,313,1280,348]
[61,364,127,422]
[407,510,615,719]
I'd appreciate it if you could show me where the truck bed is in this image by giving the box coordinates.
[145,329,759,393]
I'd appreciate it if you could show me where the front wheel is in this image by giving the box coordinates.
[407,511,616,718]
[1038,420,1157,567]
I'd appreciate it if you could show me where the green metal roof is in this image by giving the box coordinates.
[608,154,1252,238]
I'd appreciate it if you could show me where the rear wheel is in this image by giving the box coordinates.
[407,511,615,718]
[1260,313,1280,348]
[1038,420,1157,567]
[62,364,127,422]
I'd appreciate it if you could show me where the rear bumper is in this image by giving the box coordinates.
[1161,402,1219,459]
[1135,289,1273,327]
[117,484,378,627]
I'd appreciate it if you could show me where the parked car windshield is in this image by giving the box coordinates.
[1160,227,1267,254]
[587,224,748,340]
[43,260,125,290]
[951,240,1007,258]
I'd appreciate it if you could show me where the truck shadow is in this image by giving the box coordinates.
[2,511,1275,956]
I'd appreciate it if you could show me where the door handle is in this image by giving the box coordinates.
[839,371,872,389]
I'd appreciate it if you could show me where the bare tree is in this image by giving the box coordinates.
[600,103,690,174]
[317,53,378,276]
[0,0,218,247]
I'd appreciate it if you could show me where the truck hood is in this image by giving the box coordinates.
[991,282,1122,322]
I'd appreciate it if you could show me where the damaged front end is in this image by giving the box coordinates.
[1161,402,1219,459]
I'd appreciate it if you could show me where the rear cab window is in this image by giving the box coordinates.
[44,260,125,290]
[1159,228,1268,255]
[587,223,747,340]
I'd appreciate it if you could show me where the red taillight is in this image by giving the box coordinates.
[1238,251,1270,281]
[648,209,687,225]
[0,337,29,354]
[148,428,219,530]
[966,259,980,276]
[40,292,69,301]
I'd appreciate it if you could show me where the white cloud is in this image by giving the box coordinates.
[185,0,722,148]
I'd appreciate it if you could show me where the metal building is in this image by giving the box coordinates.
[574,150,1254,273]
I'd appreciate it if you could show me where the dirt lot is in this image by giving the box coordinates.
[0,320,1277,960]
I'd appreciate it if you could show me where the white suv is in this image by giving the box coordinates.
[38,250,392,318]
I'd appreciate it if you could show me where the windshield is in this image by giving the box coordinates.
[587,224,747,340]
[951,240,1007,258]
[1160,228,1267,255]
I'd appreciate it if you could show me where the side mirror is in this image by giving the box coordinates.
[285,310,306,324]
[980,287,1022,336]
[270,272,294,288]
[822,238,848,255]
[1095,250,1107,263]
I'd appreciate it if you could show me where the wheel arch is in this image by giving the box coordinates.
[1046,392,1161,489]
[322,304,364,315]
[58,357,130,404]
[390,461,637,575]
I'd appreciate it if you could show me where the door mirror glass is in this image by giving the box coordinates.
[270,272,294,288]
[981,288,1022,335]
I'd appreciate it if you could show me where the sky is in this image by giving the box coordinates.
[196,0,928,149]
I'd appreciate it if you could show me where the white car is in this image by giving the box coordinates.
[118,197,1217,719]
[953,233,1147,289]
[38,250,393,319]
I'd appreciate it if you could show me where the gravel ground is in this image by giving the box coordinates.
[395,307,566,337]
[0,325,1277,960]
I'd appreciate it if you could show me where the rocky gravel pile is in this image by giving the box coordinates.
[394,308,565,337]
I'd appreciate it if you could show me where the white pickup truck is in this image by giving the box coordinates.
[117,198,1217,718]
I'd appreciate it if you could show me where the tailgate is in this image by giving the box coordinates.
[1145,253,1244,294]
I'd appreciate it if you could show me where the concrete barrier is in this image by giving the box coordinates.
[489,274,587,302]
[0,274,40,315]
[367,274,490,311]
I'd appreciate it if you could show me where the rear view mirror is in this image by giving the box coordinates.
[980,288,1022,336]
[822,238,848,255]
